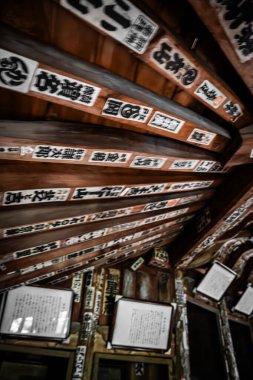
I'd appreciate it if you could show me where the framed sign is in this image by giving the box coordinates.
[196,261,237,302]
[110,298,174,351]
[0,286,74,340]
[234,285,253,317]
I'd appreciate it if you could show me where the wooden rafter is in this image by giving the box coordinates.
[57,0,252,126]
[0,189,212,239]
[0,121,224,173]
[169,166,253,267]
[0,24,233,152]
[188,0,253,96]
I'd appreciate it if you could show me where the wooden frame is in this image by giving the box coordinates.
[234,285,253,317]
[91,352,173,380]
[0,343,75,380]
[0,286,74,340]
[196,261,237,302]
[109,297,174,352]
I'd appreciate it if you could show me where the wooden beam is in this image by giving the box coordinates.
[169,165,253,267]
[0,24,233,152]
[0,120,225,173]
[0,230,174,285]
[0,189,211,239]
[226,125,253,167]
[188,0,253,97]
[0,203,201,263]
[57,0,252,126]
[0,161,223,207]
[0,230,175,289]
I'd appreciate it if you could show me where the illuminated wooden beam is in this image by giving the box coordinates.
[0,24,232,152]
[57,0,252,126]
[188,0,253,97]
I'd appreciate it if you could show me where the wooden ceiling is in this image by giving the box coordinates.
[0,0,252,299]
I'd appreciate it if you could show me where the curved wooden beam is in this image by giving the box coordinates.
[0,120,223,173]
[226,125,253,167]
[57,0,252,126]
[169,167,253,266]
[188,0,253,97]
[0,23,233,153]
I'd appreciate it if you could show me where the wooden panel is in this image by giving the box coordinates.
[0,203,200,261]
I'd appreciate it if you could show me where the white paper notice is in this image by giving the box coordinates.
[111,298,173,350]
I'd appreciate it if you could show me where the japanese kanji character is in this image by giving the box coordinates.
[91,152,106,161]
[125,33,148,52]
[235,24,253,57]
[182,67,198,86]
[6,228,22,236]
[32,190,57,202]
[33,70,60,93]
[191,131,206,142]
[64,0,102,15]
[58,79,82,100]
[153,42,172,65]
[103,99,122,116]
[217,0,253,30]
[134,16,154,37]
[107,153,122,162]
[4,191,24,205]
[35,146,54,158]
[0,56,28,86]
[120,104,141,119]
[197,83,217,101]
[224,100,242,119]
[61,148,82,160]
[79,85,95,104]
[166,52,185,74]
[101,0,131,32]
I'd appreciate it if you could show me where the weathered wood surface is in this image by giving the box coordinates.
[54,0,252,126]
[168,165,253,267]
[0,24,233,152]
[188,0,253,97]
[0,121,224,172]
